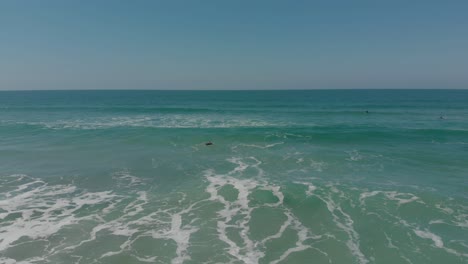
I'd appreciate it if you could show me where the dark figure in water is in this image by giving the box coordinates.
[205,142,213,146]
[440,116,445,120]
[365,110,369,114]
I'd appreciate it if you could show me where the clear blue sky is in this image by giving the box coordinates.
[1,0,467,90]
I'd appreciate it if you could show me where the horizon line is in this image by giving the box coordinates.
[1,88,467,92]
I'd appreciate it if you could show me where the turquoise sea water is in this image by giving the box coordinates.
[0,90,467,264]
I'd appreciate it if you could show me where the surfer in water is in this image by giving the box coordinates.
[205,141,213,146]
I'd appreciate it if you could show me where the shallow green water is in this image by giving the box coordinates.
[0,90,467,263]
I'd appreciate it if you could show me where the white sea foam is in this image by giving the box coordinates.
[232,142,284,151]
[269,211,320,264]
[359,190,421,206]
[148,200,201,264]
[0,256,46,264]
[0,172,204,264]
[12,114,285,130]
[383,232,398,249]
[294,181,317,197]
[227,156,265,178]
[113,169,143,187]
[0,176,117,252]
[398,220,468,258]
[308,184,369,264]
[204,157,318,264]
[429,219,446,225]
[414,229,444,248]
[359,190,468,258]
[205,172,263,263]
[3,163,466,263]
[435,203,455,215]
[434,204,468,228]
[135,255,158,262]
[92,192,202,264]
[454,213,468,228]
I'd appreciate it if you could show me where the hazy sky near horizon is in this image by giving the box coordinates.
[1,0,467,90]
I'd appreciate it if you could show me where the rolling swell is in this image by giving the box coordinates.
[2,118,466,144]
[1,90,468,264]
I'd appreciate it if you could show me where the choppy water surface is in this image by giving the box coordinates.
[0,90,467,264]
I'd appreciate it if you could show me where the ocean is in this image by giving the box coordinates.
[0,90,467,264]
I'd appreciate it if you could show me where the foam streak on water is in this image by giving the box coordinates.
[204,157,321,264]
[0,175,116,253]
[0,173,202,264]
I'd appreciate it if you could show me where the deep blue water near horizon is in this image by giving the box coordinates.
[0,90,467,264]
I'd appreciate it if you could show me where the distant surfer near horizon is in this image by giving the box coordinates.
[205,141,213,146]
[365,110,369,114]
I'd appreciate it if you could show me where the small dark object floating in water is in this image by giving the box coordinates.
[205,142,213,146]
[365,110,369,114]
